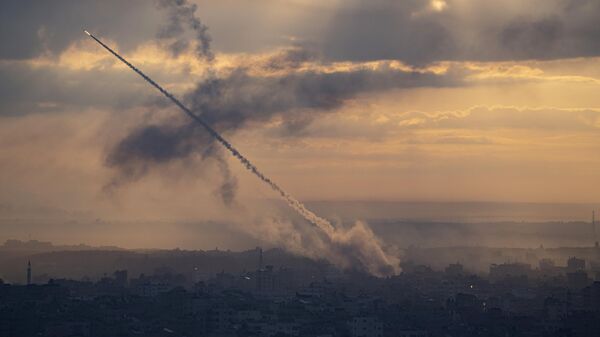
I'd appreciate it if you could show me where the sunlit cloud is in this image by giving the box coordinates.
[430,0,448,12]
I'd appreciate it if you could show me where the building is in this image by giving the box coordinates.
[445,263,464,277]
[26,261,31,285]
[254,265,294,298]
[113,270,127,287]
[348,317,383,337]
[134,282,172,297]
[539,259,555,271]
[567,270,590,289]
[567,257,585,272]
[489,263,531,281]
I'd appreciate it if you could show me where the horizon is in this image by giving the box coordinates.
[3,237,600,252]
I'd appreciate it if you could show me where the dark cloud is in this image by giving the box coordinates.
[322,0,455,65]
[0,0,213,115]
[0,0,213,62]
[321,0,600,64]
[4,0,600,114]
[0,61,159,115]
[500,17,564,58]
[0,0,163,60]
[262,46,318,71]
[4,0,600,65]
[187,65,455,132]
[106,59,456,153]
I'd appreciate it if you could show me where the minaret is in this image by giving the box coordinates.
[27,260,31,285]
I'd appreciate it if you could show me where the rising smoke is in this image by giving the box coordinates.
[156,0,213,61]
[88,27,341,236]
[107,1,452,203]
[106,55,450,199]
[246,217,399,277]
[92,1,411,276]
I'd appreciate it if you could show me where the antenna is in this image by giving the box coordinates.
[594,210,598,248]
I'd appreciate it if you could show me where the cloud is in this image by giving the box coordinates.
[0,0,164,60]
[254,106,600,144]
[187,63,455,130]
[321,0,600,65]
[5,0,600,66]
[0,59,158,115]
[405,106,600,132]
[104,49,459,194]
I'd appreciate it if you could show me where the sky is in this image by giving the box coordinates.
[1,0,600,255]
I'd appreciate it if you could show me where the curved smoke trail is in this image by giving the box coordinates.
[84,30,335,235]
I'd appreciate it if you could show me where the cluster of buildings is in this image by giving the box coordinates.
[1,250,600,336]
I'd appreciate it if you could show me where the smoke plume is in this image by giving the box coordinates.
[208,145,238,206]
[156,0,213,61]
[88,11,428,275]
[89,29,337,231]
[247,216,400,277]
[105,49,449,203]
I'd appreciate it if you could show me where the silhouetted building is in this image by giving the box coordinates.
[539,258,555,271]
[348,317,383,337]
[567,257,586,272]
[567,270,590,289]
[593,210,598,248]
[489,263,531,281]
[26,261,31,285]
[582,282,600,312]
[113,270,127,287]
[257,246,263,270]
[445,263,464,277]
[3,247,600,337]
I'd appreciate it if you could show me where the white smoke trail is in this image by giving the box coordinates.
[84,31,335,236]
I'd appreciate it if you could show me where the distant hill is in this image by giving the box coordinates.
[0,241,325,285]
[0,239,124,254]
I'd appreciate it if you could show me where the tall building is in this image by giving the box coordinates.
[26,260,31,285]
[113,270,128,287]
[257,247,263,270]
